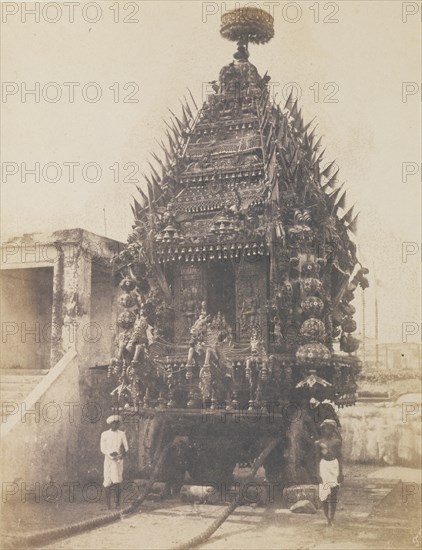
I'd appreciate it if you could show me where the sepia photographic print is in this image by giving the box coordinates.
[1,1,421,549]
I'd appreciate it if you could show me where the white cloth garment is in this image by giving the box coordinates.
[318,458,339,502]
[100,429,129,487]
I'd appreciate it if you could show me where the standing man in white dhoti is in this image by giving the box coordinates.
[315,419,343,526]
[101,415,129,509]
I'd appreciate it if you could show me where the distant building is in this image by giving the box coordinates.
[359,335,421,370]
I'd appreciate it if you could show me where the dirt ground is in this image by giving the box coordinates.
[1,464,421,550]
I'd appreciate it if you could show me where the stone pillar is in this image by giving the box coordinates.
[50,243,92,368]
[51,247,64,367]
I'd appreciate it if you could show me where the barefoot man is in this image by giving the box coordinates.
[315,419,343,526]
[101,415,129,509]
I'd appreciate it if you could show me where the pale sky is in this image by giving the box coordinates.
[1,0,421,342]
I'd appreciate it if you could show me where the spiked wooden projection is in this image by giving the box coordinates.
[109,8,368,485]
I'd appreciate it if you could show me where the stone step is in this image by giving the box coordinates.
[0,388,38,400]
[0,371,47,403]
[0,391,29,404]
[0,389,37,403]
[0,376,44,389]
[0,377,44,389]
[0,369,49,376]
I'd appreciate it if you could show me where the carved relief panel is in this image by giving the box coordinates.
[174,265,205,343]
[235,258,268,342]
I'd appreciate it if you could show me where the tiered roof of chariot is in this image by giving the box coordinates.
[126,8,359,279]
[112,8,369,408]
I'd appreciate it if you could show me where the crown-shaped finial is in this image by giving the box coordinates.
[220,7,274,59]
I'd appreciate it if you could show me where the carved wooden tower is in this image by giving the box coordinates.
[109,8,368,485]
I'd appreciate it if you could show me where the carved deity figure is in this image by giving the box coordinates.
[240,295,260,330]
[273,316,283,344]
[114,311,136,366]
[245,328,268,405]
[187,308,234,405]
[127,310,151,365]
[182,288,199,329]
[278,280,293,311]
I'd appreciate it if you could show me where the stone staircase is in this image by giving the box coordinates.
[0,369,48,422]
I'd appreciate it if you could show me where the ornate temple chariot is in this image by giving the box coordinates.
[109,8,369,485]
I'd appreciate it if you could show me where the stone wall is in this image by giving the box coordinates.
[339,401,421,467]
[0,356,145,492]
[0,349,80,488]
